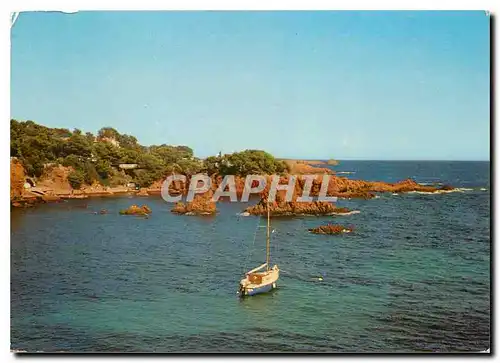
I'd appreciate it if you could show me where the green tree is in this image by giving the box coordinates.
[97,127,120,140]
[67,170,85,189]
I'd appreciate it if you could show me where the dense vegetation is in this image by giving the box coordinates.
[10,120,288,187]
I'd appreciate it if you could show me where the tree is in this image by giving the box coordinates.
[95,159,112,179]
[97,127,120,140]
[85,132,95,143]
[10,120,288,188]
[62,134,92,158]
[150,144,194,164]
[67,170,85,189]
[214,150,287,176]
[202,156,221,176]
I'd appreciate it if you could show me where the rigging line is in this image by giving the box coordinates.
[242,214,261,273]
[275,229,279,260]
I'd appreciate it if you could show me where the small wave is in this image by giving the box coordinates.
[237,212,251,217]
[392,193,399,196]
[408,188,473,195]
[336,171,355,175]
[407,191,436,195]
[330,210,360,216]
[480,188,488,191]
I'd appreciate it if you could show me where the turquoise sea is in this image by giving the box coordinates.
[11,161,490,352]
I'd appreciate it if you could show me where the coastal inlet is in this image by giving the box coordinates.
[11,161,490,352]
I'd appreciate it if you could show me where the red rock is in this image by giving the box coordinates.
[171,190,216,216]
[120,205,152,215]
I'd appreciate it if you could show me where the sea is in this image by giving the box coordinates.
[10,161,491,353]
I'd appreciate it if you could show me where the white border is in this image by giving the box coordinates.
[2,1,496,362]
[3,0,499,11]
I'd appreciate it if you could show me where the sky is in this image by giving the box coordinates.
[11,11,490,160]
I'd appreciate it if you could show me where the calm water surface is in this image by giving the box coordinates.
[11,161,490,352]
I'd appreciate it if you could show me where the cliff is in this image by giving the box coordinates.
[36,164,74,193]
[10,158,25,200]
[10,159,47,207]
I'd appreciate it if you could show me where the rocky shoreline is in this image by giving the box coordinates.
[11,159,472,217]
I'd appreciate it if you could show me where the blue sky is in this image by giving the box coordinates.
[11,11,490,160]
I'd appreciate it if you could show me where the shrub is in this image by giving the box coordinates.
[68,170,85,189]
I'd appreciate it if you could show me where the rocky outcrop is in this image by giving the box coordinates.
[143,173,453,205]
[244,176,350,216]
[10,159,45,207]
[41,194,62,202]
[308,224,354,235]
[10,158,25,200]
[171,191,216,216]
[283,160,332,175]
[365,178,451,194]
[246,199,349,216]
[136,188,149,196]
[242,173,457,216]
[11,195,44,208]
[37,164,74,192]
[439,184,455,191]
[119,205,152,216]
[147,177,186,196]
[302,176,453,199]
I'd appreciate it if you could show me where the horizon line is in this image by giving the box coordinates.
[278,158,491,162]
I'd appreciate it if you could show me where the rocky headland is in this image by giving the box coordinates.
[12,157,462,217]
[241,174,458,216]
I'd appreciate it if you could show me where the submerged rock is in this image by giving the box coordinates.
[439,184,455,191]
[308,224,354,235]
[136,188,149,196]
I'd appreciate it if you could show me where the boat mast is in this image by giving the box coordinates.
[266,198,270,271]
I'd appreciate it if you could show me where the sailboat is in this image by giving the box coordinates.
[238,200,280,297]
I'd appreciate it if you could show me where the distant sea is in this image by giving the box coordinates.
[11,161,490,352]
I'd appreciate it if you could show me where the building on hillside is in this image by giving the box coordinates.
[98,137,120,147]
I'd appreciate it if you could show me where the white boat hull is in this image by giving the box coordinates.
[238,265,279,297]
